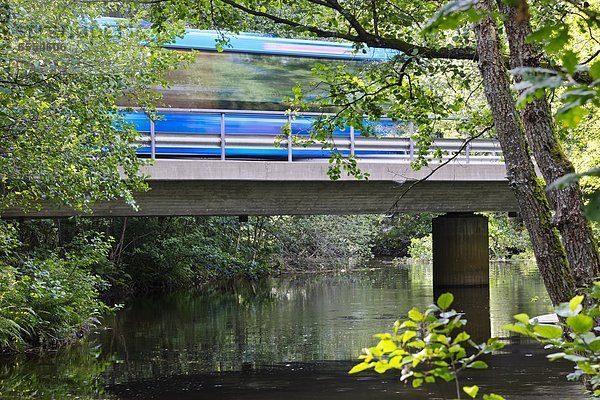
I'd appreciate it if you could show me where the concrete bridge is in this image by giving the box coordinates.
[1,158,516,217]
[1,109,518,288]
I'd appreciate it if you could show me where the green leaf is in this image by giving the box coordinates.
[555,302,582,317]
[590,60,600,80]
[503,323,535,337]
[569,295,585,312]
[513,313,530,324]
[483,394,506,400]
[547,167,600,191]
[412,378,423,388]
[566,315,594,334]
[348,362,373,374]
[533,324,563,339]
[437,293,454,310]
[374,360,391,373]
[408,308,424,322]
[453,331,470,344]
[561,51,578,75]
[402,330,417,344]
[584,190,600,221]
[547,352,566,361]
[463,385,479,398]
[589,338,600,352]
[400,320,419,329]
[423,0,482,33]
[376,339,397,353]
[468,360,488,369]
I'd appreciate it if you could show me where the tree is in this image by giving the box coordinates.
[147,0,600,304]
[0,0,185,213]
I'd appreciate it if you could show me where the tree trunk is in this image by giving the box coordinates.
[472,0,574,304]
[498,0,600,289]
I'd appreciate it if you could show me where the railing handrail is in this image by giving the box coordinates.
[125,107,502,164]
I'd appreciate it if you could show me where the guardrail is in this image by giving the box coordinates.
[126,108,503,163]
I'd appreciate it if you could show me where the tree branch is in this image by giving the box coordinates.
[217,0,479,60]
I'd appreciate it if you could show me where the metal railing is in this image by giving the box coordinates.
[128,108,503,163]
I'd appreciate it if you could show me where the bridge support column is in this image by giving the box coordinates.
[433,213,489,287]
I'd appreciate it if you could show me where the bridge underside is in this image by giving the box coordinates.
[3,180,517,217]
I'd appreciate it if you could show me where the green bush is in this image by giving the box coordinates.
[0,230,110,352]
[275,215,377,269]
[407,234,432,260]
[372,214,434,258]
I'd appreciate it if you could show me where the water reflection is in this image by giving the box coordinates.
[0,261,585,399]
[0,343,113,398]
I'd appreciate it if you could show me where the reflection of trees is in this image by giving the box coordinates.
[99,265,438,382]
[0,343,114,399]
[489,261,553,339]
[96,263,556,383]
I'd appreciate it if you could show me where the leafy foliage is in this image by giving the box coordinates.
[349,292,505,399]
[404,213,532,261]
[372,213,434,258]
[0,228,111,352]
[0,0,185,213]
[504,283,600,395]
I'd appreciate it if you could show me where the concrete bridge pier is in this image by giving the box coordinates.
[432,213,489,287]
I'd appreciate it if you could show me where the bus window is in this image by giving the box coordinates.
[156,51,365,111]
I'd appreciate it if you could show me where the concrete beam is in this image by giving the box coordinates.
[2,180,518,217]
[139,159,510,182]
[1,160,517,217]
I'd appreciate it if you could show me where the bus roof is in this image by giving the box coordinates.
[97,17,395,60]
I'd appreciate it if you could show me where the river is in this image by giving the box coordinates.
[0,261,586,399]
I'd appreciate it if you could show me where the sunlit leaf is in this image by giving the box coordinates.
[513,313,530,324]
[467,361,488,369]
[348,362,374,374]
[533,324,563,339]
[412,378,423,388]
[408,308,424,322]
[463,385,479,398]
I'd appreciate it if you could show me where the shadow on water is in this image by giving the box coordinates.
[0,261,586,399]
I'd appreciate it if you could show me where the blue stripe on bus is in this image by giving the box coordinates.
[166,31,394,60]
[124,112,399,137]
[96,17,396,61]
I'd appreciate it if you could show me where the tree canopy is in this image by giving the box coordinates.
[0,0,185,213]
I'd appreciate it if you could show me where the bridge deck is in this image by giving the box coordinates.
[2,160,516,217]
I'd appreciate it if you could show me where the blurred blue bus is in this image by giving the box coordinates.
[109,20,407,159]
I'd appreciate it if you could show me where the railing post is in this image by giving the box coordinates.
[350,126,355,157]
[465,136,471,164]
[220,113,226,161]
[408,121,415,161]
[287,115,293,162]
[150,119,156,160]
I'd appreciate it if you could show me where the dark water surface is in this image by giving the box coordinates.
[0,262,586,399]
